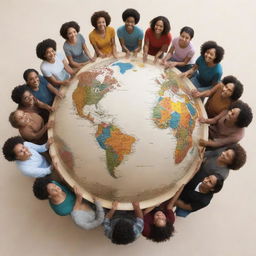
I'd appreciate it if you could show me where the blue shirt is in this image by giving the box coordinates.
[49,181,76,216]
[117,25,144,51]
[16,142,51,178]
[195,56,222,87]
[29,75,55,105]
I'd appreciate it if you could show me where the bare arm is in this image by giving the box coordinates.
[119,38,131,56]
[105,201,118,219]
[132,202,143,219]
[111,37,118,58]
[154,44,169,63]
[180,64,198,78]
[175,199,193,211]
[167,184,185,210]
[191,82,221,98]
[63,59,75,76]
[143,39,149,62]
[35,98,54,112]
[162,45,175,63]
[46,83,64,99]
[133,39,142,55]
[44,75,71,87]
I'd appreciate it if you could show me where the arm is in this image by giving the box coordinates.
[162,45,175,63]
[199,110,226,125]
[180,64,198,78]
[105,201,118,219]
[143,206,156,215]
[175,199,193,211]
[167,184,185,210]
[154,44,169,63]
[143,39,149,62]
[44,75,71,87]
[132,202,143,219]
[35,98,54,112]
[133,39,142,56]
[111,37,118,58]
[191,82,220,98]
[46,83,64,99]
[82,43,95,61]
[63,59,75,76]
[118,38,131,56]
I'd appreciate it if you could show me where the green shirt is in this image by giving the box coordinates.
[49,181,76,216]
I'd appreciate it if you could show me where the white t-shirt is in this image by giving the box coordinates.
[40,52,70,81]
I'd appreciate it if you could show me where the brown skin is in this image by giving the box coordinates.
[13,110,53,144]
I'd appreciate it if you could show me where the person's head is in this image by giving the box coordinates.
[227,100,253,128]
[148,220,174,242]
[111,219,136,245]
[221,75,244,100]
[179,26,194,47]
[9,110,30,128]
[23,69,40,90]
[201,174,224,193]
[200,41,224,64]
[150,16,170,35]
[60,21,80,41]
[2,136,31,161]
[33,177,63,200]
[219,144,247,170]
[11,85,34,107]
[36,38,57,62]
[122,9,140,32]
[91,11,111,31]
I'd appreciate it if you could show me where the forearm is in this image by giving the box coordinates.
[175,199,192,211]
[167,184,185,209]
[105,208,116,219]
[134,206,143,219]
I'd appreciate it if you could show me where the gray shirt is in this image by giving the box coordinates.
[71,201,104,230]
[202,147,230,180]
[63,33,89,63]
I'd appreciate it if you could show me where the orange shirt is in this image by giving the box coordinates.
[89,26,115,55]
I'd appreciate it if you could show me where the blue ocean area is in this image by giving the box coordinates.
[186,103,196,116]
[169,111,180,129]
[96,126,111,149]
[112,62,133,74]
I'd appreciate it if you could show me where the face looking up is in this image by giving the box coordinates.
[46,183,62,198]
[154,20,164,35]
[201,175,217,192]
[96,17,106,32]
[27,71,40,89]
[221,83,235,98]
[14,110,30,127]
[226,108,241,124]
[153,211,167,227]
[218,149,235,165]
[13,143,31,161]
[21,90,35,106]
[204,48,216,64]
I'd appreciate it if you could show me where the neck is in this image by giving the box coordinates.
[50,191,66,204]
[199,184,209,194]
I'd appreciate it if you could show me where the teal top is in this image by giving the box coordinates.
[49,181,76,216]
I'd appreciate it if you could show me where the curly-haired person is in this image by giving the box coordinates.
[192,75,244,118]
[182,41,224,91]
[89,11,118,58]
[36,38,75,87]
[199,100,253,148]
[117,8,144,57]
[60,21,96,68]
[143,16,172,63]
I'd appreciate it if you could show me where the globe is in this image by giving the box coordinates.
[49,55,207,210]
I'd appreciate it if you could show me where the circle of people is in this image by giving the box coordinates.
[2,9,253,245]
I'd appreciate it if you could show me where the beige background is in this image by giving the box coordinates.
[0,0,255,255]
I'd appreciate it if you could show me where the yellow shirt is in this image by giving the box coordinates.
[89,26,115,55]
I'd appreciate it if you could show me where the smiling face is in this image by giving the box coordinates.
[154,20,164,35]
[21,90,35,106]
[44,47,56,62]
[14,110,30,127]
[125,16,135,33]
[13,143,31,161]
[221,83,235,98]
[200,175,217,192]
[204,48,216,64]
[96,17,106,32]
[226,108,241,124]
[67,27,78,41]
[153,211,167,227]
[46,183,62,198]
[218,149,235,165]
[179,31,191,48]
[26,71,40,90]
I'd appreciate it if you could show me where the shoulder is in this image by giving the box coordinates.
[56,52,64,61]
[134,26,143,35]
[107,26,115,34]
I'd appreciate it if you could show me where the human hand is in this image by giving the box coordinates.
[90,56,97,62]
[62,79,71,86]
[199,139,208,147]
[179,72,187,78]
[191,89,201,98]
[132,202,140,209]
[57,91,65,99]
[143,54,147,63]
[73,185,83,203]
[125,51,131,58]
[198,117,207,124]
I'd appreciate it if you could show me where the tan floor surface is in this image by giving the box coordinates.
[0,0,255,255]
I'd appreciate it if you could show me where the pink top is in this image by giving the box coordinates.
[145,28,172,56]
[209,113,245,146]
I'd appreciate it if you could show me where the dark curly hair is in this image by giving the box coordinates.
[148,221,174,242]
[229,100,253,128]
[226,144,246,170]
[122,8,140,24]
[111,219,136,245]
[9,111,20,128]
[60,21,80,40]
[180,26,194,39]
[33,176,52,200]
[23,68,39,82]
[212,173,224,193]
[91,11,111,29]
[2,136,24,161]
[150,16,171,35]
[36,39,56,60]
[222,75,243,101]
[200,41,224,64]
[11,85,29,105]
